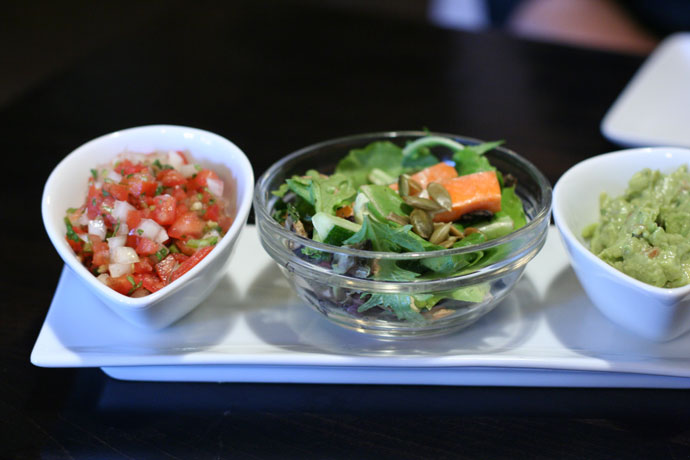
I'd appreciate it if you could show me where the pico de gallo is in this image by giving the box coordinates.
[64,150,234,297]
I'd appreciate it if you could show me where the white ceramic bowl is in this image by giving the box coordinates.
[42,125,254,329]
[553,147,690,341]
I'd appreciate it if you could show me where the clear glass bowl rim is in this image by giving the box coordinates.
[254,130,552,261]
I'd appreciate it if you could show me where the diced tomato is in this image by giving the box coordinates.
[106,275,135,295]
[114,159,148,176]
[171,186,187,202]
[169,246,214,283]
[218,215,233,233]
[172,252,189,263]
[135,237,161,256]
[134,258,153,273]
[157,169,186,187]
[173,238,197,256]
[127,173,157,197]
[168,212,205,239]
[205,204,220,222]
[104,182,129,201]
[66,236,83,252]
[141,273,165,293]
[155,254,178,284]
[127,209,142,229]
[89,236,110,266]
[150,194,176,226]
[191,169,220,191]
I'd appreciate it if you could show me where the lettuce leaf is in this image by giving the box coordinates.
[335,141,405,188]
[452,141,503,176]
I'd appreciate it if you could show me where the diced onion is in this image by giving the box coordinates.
[107,235,126,249]
[135,218,163,240]
[78,213,89,226]
[135,218,169,244]
[179,164,197,178]
[109,263,133,278]
[116,222,129,236]
[111,246,139,264]
[206,177,224,197]
[112,200,136,221]
[154,228,169,244]
[107,169,123,183]
[79,233,89,243]
[88,218,107,241]
[167,150,186,170]
[97,273,110,284]
[202,229,220,240]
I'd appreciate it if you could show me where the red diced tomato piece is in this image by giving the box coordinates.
[66,236,83,253]
[205,204,220,222]
[135,237,160,256]
[155,254,178,284]
[191,169,220,191]
[89,236,110,266]
[141,273,165,293]
[106,275,135,295]
[104,183,129,201]
[169,246,213,283]
[127,173,157,197]
[115,159,147,176]
[168,212,205,239]
[134,258,153,273]
[173,239,196,256]
[150,194,176,226]
[172,252,189,263]
[171,186,187,202]
[127,209,142,229]
[157,169,186,187]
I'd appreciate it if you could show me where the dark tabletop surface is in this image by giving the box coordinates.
[3,1,689,458]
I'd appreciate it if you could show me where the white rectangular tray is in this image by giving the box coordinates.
[31,226,690,387]
[601,32,690,148]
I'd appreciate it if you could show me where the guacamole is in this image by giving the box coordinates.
[582,166,690,288]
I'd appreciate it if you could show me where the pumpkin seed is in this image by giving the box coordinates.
[398,174,410,197]
[387,212,410,226]
[440,236,459,248]
[428,182,452,211]
[429,222,452,245]
[408,178,423,196]
[403,195,443,212]
[449,225,464,237]
[410,209,433,239]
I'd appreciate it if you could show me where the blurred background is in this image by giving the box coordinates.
[3,0,688,109]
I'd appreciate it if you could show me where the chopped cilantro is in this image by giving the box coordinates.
[154,247,169,261]
[64,217,80,242]
[169,244,180,253]
[155,185,164,196]
[90,169,98,180]
[66,207,78,214]
[137,229,144,235]
[101,189,110,197]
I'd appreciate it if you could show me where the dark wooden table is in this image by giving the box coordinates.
[3,1,689,458]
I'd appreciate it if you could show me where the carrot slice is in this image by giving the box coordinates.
[432,170,502,222]
[390,162,458,192]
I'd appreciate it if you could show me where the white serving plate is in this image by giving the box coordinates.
[31,226,690,387]
[601,32,690,148]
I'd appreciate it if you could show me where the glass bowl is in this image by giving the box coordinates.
[254,131,552,337]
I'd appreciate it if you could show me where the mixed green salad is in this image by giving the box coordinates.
[271,135,528,322]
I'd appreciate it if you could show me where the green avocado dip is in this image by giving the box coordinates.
[582,166,690,288]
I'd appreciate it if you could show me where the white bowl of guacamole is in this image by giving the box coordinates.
[554,147,690,341]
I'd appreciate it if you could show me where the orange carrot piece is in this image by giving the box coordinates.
[390,162,458,192]
[432,170,502,222]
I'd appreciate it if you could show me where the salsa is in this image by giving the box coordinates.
[583,166,690,288]
[65,150,233,296]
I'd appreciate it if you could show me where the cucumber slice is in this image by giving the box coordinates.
[312,212,361,246]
